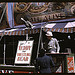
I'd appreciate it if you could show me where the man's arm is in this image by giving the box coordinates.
[50,56,55,67]
[55,39,60,53]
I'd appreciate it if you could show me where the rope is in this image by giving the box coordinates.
[0,4,6,23]
[0,4,6,41]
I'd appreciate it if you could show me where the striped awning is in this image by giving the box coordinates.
[0,28,40,36]
[43,21,75,33]
[0,21,75,36]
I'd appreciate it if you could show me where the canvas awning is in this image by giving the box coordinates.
[43,21,75,33]
[0,21,75,36]
[0,22,46,36]
[0,28,40,36]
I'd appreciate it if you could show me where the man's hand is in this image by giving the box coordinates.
[57,51,59,53]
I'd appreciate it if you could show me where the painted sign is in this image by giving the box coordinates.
[15,40,34,64]
[30,12,65,22]
[67,56,74,73]
[56,64,62,73]
[13,2,75,25]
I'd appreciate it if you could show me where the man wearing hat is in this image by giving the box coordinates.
[46,31,60,53]
[35,48,55,73]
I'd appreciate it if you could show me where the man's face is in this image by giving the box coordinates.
[47,36,52,40]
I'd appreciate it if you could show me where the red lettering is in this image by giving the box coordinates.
[17,53,21,56]
[22,53,26,56]
[23,57,28,61]
[23,46,26,50]
[27,53,31,56]
[23,57,25,61]
[19,46,22,50]
[19,46,31,50]
[17,57,28,61]
[28,46,31,50]
[25,46,29,50]
[17,57,22,61]
[25,57,28,61]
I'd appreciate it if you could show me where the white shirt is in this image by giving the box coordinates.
[48,38,60,53]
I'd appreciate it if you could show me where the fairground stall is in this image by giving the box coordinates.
[0,2,75,73]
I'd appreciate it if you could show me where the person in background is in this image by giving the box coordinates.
[35,48,55,73]
[46,31,60,53]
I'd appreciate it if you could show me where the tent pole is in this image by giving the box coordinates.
[37,27,42,58]
[3,30,6,65]
[0,5,7,64]
[26,34,28,40]
[41,28,43,49]
[4,39,6,65]
[25,28,29,40]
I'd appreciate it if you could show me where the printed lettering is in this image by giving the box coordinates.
[17,57,28,61]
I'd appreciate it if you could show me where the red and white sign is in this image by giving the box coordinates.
[15,40,34,64]
[67,56,74,73]
[56,64,62,73]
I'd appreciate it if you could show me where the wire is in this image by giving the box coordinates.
[0,4,6,23]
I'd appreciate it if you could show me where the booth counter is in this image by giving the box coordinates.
[0,53,74,73]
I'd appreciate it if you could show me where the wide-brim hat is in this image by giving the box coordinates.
[46,31,53,36]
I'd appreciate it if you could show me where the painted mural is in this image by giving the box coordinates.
[0,2,75,29]
[13,2,75,24]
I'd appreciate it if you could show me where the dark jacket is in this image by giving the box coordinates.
[35,54,55,73]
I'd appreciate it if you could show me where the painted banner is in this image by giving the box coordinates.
[67,56,74,73]
[56,64,62,73]
[15,40,34,64]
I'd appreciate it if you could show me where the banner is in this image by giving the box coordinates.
[67,56,74,73]
[15,40,34,64]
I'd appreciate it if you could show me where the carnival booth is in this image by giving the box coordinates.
[0,2,75,73]
[42,21,75,73]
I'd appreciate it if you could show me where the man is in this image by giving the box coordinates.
[46,31,60,53]
[35,48,55,73]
